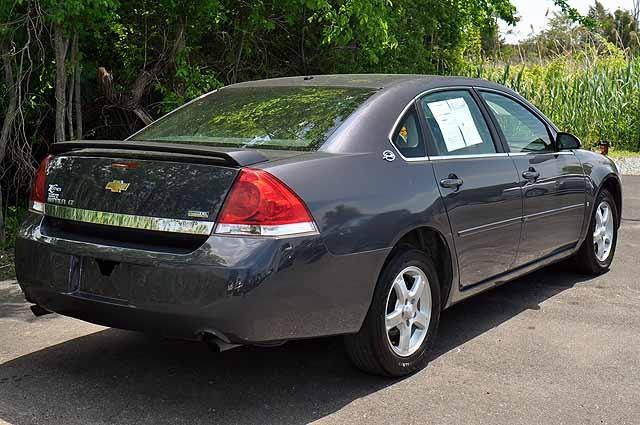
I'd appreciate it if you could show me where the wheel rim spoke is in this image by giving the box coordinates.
[601,206,609,225]
[398,323,411,352]
[408,274,424,300]
[596,240,603,258]
[414,311,429,330]
[392,275,409,305]
[385,309,403,330]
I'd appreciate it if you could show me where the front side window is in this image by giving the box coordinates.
[131,86,377,151]
[391,107,426,158]
[480,91,553,153]
[420,90,497,156]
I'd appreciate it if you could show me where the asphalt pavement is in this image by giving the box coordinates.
[1,176,639,425]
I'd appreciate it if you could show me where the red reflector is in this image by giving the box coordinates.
[29,154,53,213]
[218,168,314,226]
[111,162,138,169]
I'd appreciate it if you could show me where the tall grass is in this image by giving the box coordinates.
[461,54,640,151]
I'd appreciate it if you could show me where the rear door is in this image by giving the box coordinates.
[478,90,586,266]
[416,89,523,287]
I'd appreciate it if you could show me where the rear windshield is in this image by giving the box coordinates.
[130,86,376,151]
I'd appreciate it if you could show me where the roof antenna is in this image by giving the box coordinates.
[303,75,314,81]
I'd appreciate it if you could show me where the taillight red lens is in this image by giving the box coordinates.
[216,168,317,236]
[29,155,53,213]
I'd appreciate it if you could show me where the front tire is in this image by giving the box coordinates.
[344,248,441,377]
[573,189,618,274]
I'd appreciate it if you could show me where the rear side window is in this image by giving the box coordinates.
[480,91,553,153]
[391,107,426,158]
[131,86,376,151]
[420,90,496,156]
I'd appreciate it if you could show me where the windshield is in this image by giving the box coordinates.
[131,86,376,151]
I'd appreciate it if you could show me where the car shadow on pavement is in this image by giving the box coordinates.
[0,265,595,425]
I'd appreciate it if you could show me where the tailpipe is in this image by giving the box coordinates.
[201,331,242,353]
[30,304,53,317]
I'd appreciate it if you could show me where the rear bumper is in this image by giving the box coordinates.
[16,214,390,343]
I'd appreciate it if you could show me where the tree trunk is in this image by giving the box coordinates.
[99,17,186,132]
[0,41,18,244]
[67,65,75,140]
[66,32,78,140]
[0,186,4,245]
[53,24,69,143]
[74,47,82,139]
[0,45,17,162]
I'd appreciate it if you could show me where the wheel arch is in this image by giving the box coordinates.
[381,226,455,309]
[599,174,622,227]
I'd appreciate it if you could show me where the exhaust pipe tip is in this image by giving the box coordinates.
[30,304,52,317]
[200,331,242,353]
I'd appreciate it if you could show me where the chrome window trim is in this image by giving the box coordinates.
[508,151,574,156]
[44,204,215,235]
[387,86,514,162]
[475,87,559,133]
[386,95,430,162]
[430,153,510,161]
[386,86,475,162]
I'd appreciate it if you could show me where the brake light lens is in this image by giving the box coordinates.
[215,168,317,237]
[29,155,53,214]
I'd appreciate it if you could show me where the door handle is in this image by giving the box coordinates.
[440,174,463,190]
[522,167,540,182]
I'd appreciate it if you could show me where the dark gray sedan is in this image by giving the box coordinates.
[16,74,622,376]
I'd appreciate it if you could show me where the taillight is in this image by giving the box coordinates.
[215,168,317,237]
[29,155,53,213]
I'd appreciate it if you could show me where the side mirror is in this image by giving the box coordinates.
[556,132,581,150]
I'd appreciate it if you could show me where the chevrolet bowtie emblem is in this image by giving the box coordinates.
[105,180,130,193]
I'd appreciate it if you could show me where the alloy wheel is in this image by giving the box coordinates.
[384,266,432,357]
[593,200,614,262]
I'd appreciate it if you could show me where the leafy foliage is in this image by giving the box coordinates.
[465,53,640,151]
[1,0,640,252]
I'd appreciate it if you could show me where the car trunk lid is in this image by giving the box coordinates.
[43,141,302,235]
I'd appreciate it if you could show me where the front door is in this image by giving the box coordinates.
[418,89,523,287]
[478,90,586,266]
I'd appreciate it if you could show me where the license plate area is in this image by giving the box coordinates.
[77,257,129,303]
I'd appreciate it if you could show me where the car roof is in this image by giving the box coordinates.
[220,74,541,155]
[226,74,507,92]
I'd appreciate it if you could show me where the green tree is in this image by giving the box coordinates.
[43,0,118,142]
[589,1,639,54]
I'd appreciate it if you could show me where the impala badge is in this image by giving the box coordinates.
[188,210,209,219]
[382,150,396,162]
[105,180,130,193]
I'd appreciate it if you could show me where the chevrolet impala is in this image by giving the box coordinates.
[15,75,622,376]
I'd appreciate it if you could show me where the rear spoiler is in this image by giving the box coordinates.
[52,140,270,167]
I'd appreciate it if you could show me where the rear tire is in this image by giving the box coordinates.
[573,189,618,275]
[344,248,441,377]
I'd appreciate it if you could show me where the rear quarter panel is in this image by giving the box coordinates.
[262,152,452,257]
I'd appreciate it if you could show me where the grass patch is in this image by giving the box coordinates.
[1,204,27,280]
[0,250,15,281]
[462,55,640,152]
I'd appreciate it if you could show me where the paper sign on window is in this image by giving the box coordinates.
[427,97,483,152]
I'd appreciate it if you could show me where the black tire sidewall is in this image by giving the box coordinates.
[368,249,441,376]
